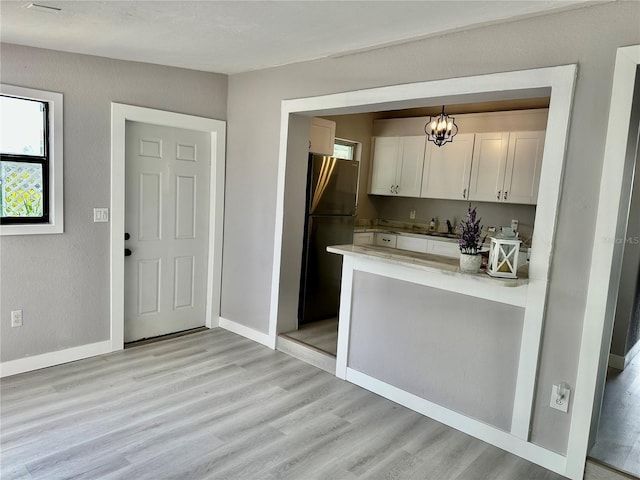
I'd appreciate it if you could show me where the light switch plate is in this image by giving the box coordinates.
[93,208,109,223]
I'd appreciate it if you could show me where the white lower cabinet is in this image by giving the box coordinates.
[396,235,428,253]
[374,232,397,248]
[372,233,460,259]
[427,239,460,258]
[353,232,374,245]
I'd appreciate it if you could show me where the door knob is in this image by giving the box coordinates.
[124,248,132,257]
[125,232,130,240]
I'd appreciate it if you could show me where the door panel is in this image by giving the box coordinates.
[468,132,509,202]
[503,131,545,204]
[125,122,211,342]
[369,137,399,195]
[397,136,425,197]
[421,133,474,200]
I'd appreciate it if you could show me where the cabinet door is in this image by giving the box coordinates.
[396,136,426,197]
[396,235,428,253]
[427,239,461,258]
[369,137,400,195]
[503,131,545,204]
[374,232,397,248]
[353,232,374,245]
[421,133,475,200]
[468,132,510,202]
[309,117,336,155]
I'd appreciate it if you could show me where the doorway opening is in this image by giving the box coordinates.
[110,104,226,351]
[587,62,640,479]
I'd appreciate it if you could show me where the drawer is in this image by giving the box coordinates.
[375,233,397,248]
[427,239,460,258]
[353,232,374,245]
[396,235,428,253]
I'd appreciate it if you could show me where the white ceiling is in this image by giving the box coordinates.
[0,1,600,75]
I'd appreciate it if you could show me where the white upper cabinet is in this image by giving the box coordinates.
[468,132,510,202]
[503,131,545,204]
[309,117,336,155]
[421,133,475,200]
[370,137,400,195]
[397,136,426,197]
[369,136,425,197]
[468,131,544,204]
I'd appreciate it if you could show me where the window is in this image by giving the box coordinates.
[0,85,63,235]
[333,139,357,160]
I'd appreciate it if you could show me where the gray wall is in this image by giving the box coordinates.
[610,79,640,359]
[0,44,227,362]
[222,2,640,454]
[349,271,524,432]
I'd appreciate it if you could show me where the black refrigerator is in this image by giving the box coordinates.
[299,154,359,325]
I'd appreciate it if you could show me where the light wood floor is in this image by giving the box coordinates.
[282,318,338,356]
[1,328,566,480]
[589,351,640,478]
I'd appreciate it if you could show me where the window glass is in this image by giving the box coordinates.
[1,161,44,217]
[0,95,46,157]
[333,142,354,160]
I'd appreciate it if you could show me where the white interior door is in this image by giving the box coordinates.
[124,121,211,342]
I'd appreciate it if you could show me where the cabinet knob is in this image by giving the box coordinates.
[463,188,467,199]
[497,190,501,200]
[504,191,508,200]
[390,185,394,194]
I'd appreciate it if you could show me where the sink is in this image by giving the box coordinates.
[428,232,460,239]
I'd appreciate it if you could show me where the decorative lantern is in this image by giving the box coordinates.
[487,237,522,278]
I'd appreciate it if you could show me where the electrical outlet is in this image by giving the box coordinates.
[409,209,416,220]
[11,310,23,327]
[550,383,570,412]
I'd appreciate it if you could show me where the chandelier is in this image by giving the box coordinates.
[424,106,459,147]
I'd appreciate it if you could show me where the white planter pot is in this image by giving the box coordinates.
[459,253,482,273]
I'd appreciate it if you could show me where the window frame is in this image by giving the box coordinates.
[0,84,63,235]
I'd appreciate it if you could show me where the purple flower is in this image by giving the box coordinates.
[457,206,483,255]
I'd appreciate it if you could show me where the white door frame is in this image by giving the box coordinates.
[268,65,586,478]
[567,45,640,479]
[110,103,226,350]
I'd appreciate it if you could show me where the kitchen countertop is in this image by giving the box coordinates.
[328,243,529,288]
[354,226,530,252]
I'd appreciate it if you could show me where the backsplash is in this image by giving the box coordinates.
[358,196,536,246]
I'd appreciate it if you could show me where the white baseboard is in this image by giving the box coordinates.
[276,335,336,374]
[345,368,570,479]
[219,317,273,348]
[609,353,625,370]
[624,339,640,367]
[609,339,640,370]
[0,340,113,378]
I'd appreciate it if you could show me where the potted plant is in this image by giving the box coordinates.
[457,206,484,273]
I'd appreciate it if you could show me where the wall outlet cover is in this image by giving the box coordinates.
[550,384,570,413]
[11,310,23,327]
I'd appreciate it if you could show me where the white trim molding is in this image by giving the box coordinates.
[0,84,64,236]
[268,64,578,478]
[219,317,272,348]
[568,44,640,480]
[346,368,568,477]
[0,340,112,378]
[110,104,226,351]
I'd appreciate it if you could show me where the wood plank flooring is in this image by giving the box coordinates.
[282,318,338,356]
[1,328,566,480]
[589,351,640,478]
